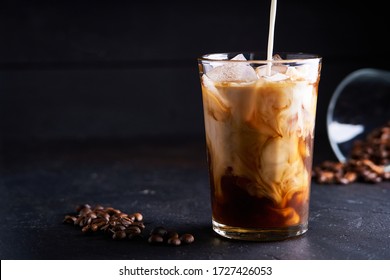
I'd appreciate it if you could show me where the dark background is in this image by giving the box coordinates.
[1,0,390,261]
[0,0,388,148]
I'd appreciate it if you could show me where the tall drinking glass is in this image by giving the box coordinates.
[198,52,322,241]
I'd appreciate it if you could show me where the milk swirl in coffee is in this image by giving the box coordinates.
[200,54,321,230]
[198,0,321,240]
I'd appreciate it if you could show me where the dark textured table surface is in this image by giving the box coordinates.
[1,0,390,262]
[1,138,389,260]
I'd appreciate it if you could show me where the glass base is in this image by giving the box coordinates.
[212,220,308,241]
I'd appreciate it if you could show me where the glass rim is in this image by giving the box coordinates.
[198,52,322,64]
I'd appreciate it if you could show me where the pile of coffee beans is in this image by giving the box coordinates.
[64,204,195,246]
[148,226,195,246]
[313,121,390,184]
[63,204,145,240]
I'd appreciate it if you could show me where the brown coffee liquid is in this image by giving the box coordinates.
[202,74,319,230]
[208,150,311,229]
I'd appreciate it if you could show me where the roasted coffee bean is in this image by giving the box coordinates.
[317,171,335,184]
[180,233,195,244]
[113,225,126,232]
[96,211,110,221]
[109,221,117,227]
[81,225,91,233]
[133,222,145,230]
[126,214,136,222]
[79,207,93,217]
[167,237,181,246]
[119,219,133,227]
[338,177,349,185]
[105,207,121,215]
[86,212,97,219]
[76,204,91,212]
[75,216,86,227]
[63,215,77,224]
[126,226,142,235]
[113,212,129,219]
[363,171,381,183]
[112,230,127,240]
[148,234,164,244]
[363,159,384,174]
[165,231,179,240]
[93,205,104,211]
[92,217,107,224]
[90,223,99,232]
[344,171,357,183]
[133,212,143,222]
[86,217,93,225]
[100,223,110,232]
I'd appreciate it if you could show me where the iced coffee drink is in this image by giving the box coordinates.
[198,53,322,240]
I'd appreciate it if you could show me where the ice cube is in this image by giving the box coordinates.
[272,54,283,61]
[201,74,230,121]
[260,136,296,186]
[206,54,229,69]
[208,54,247,69]
[263,72,289,82]
[285,64,318,83]
[255,54,288,80]
[231,53,247,61]
[256,64,288,80]
[205,54,257,83]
